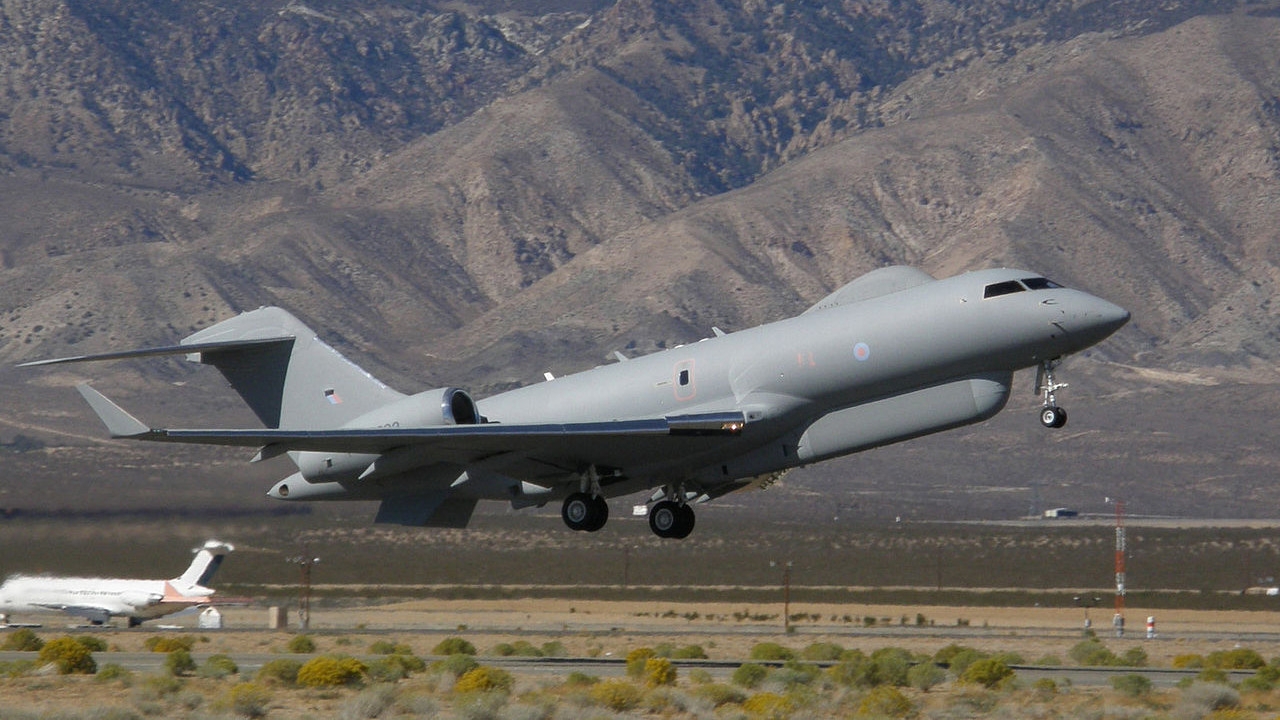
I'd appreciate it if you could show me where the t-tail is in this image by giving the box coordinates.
[20,306,405,430]
[174,540,235,591]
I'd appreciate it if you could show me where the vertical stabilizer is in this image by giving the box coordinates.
[176,540,235,589]
[181,307,404,429]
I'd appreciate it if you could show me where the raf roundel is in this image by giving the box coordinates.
[853,342,871,362]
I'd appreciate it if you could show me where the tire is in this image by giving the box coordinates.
[1040,406,1062,428]
[583,495,609,532]
[562,492,593,531]
[649,501,680,538]
[1052,407,1068,428]
[672,503,696,539]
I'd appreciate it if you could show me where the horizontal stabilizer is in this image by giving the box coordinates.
[76,384,150,438]
[18,337,294,367]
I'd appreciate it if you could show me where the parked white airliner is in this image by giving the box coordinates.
[0,539,233,627]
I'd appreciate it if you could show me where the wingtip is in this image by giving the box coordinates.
[75,383,151,438]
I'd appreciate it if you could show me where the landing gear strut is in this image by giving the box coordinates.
[562,492,609,532]
[1037,359,1068,429]
[649,500,695,539]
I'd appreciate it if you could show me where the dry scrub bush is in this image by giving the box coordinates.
[749,642,795,661]
[0,628,43,651]
[588,678,642,711]
[858,685,913,717]
[255,658,302,686]
[37,636,96,674]
[286,634,317,654]
[644,657,677,687]
[143,635,195,653]
[733,663,769,688]
[625,647,656,677]
[217,682,273,719]
[454,665,514,694]
[297,655,366,687]
[959,658,1014,689]
[432,637,476,656]
[742,691,793,718]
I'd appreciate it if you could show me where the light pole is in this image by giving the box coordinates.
[287,553,320,630]
[1074,595,1100,636]
[771,560,793,633]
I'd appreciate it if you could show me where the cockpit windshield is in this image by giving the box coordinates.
[983,276,1063,299]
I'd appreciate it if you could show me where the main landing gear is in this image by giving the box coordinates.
[1037,359,1068,429]
[562,492,609,532]
[649,500,695,539]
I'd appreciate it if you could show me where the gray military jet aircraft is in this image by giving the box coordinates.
[24,266,1127,538]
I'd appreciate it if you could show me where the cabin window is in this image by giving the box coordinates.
[983,280,1025,298]
[1021,277,1062,290]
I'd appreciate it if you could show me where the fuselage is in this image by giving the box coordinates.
[464,267,1127,494]
[0,576,211,623]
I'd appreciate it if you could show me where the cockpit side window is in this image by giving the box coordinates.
[983,280,1025,299]
[1022,277,1062,290]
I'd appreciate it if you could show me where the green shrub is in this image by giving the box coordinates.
[541,640,567,657]
[1207,648,1266,670]
[959,658,1014,689]
[367,653,426,682]
[748,642,795,661]
[907,662,947,691]
[1069,639,1118,666]
[255,658,302,686]
[0,628,43,651]
[943,648,987,675]
[644,657,677,687]
[1111,673,1153,697]
[286,634,316,654]
[220,682,272,719]
[77,635,108,652]
[37,636,97,674]
[1173,653,1206,668]
[144,635,196,653]
[801,642,844,661]
[564,671,599,687]
[95,662,133,684]
[733,662,769,688]
[432,637,476,656]
[165,648,197,677]
[693,682,746,707]
[625,647,656,677]
[1032,677,1058,698]
[297,655,366,687]
[670,644,708,659]
[369,640,413,655]
[431,653,478,678]
[490,639,541,657]
[1120,646,1149,667]
[454,665,514,694]
[198,654,239,679]
[859,685,914,717]
[588,679,642,711]
[869,647,914,686]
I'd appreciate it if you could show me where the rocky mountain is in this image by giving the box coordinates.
[1,0,1279,521]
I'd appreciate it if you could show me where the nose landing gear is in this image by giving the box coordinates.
[1037,359,1068,429]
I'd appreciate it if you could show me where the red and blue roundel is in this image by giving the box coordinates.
[853,342,871,362]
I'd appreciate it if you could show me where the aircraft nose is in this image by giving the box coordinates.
[1066,294,1130,346]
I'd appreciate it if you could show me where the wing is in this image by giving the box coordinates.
[77,384,746,471]
[35,604,115,624]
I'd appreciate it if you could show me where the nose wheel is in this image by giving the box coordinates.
[1036,359,1068,429]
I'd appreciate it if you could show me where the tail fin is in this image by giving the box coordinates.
[175,540,235,588]
[182,307,404,429]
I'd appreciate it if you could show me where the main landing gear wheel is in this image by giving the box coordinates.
[562,492,609,532]
[649,500,696,539]
[1040,406,1067,429]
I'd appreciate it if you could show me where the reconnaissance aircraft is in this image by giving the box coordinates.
[23,266,1127,538]
[0,540,233,627]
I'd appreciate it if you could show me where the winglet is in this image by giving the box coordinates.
[75,383,151,438]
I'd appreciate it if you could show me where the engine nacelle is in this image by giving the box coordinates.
[345,387,481,429]
[295,387,480,481]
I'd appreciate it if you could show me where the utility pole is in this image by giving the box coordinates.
[287,553,320,630]
[1113,499,1126,636]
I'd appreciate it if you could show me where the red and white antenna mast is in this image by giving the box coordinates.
[1114,499,1126,621]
